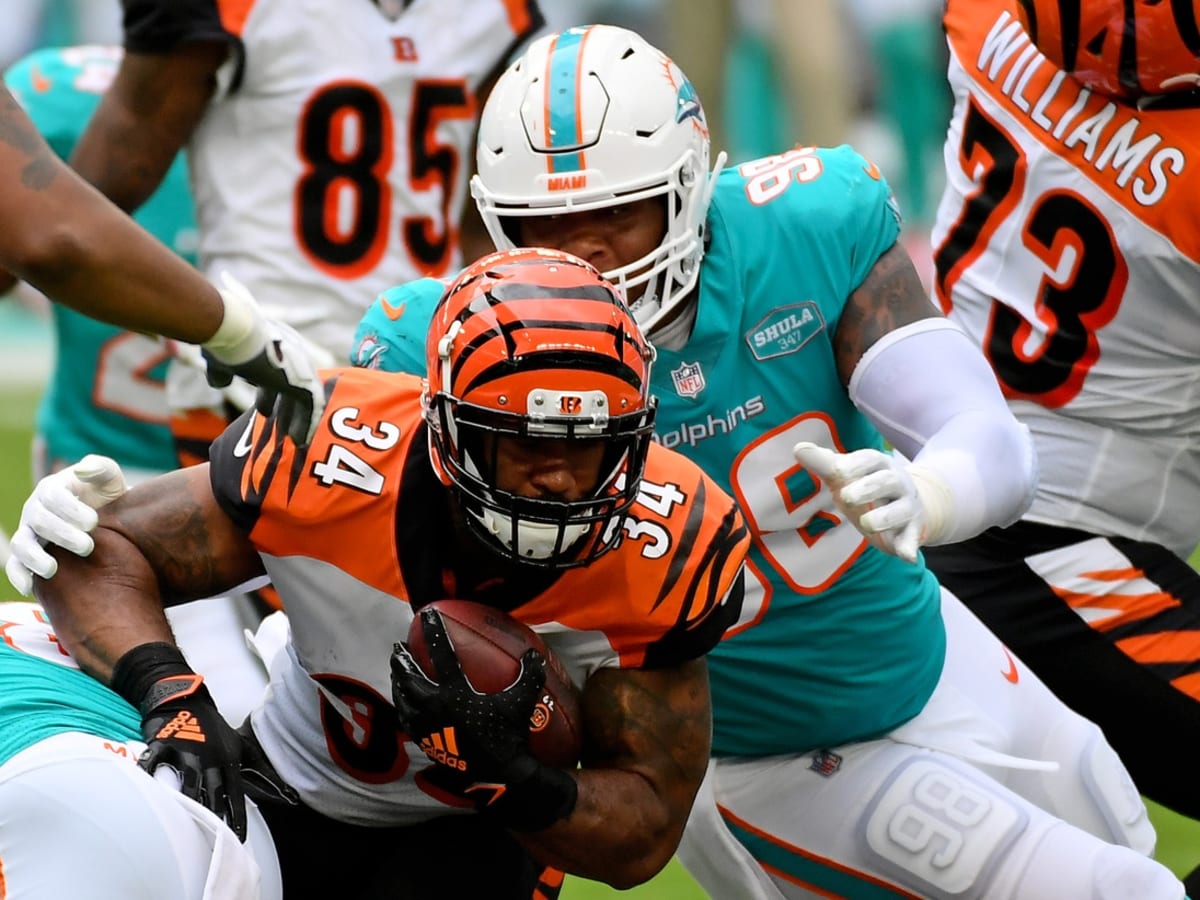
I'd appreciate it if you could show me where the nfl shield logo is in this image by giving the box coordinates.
[671,361,706,398]
[810,749,842,777]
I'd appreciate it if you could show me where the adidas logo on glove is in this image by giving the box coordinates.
[420,727,467,772]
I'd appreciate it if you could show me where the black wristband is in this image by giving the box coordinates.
[110,642,196,713]
[484,765,579,833]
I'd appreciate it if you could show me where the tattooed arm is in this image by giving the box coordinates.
[808,237,1035,555]
[0,84,225,342]
[70,43,227,214]
[32,464,264,684]
[515,659,712,888]
[832,239,941,386]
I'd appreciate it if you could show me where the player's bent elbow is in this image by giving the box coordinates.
[7,217,96,290]
[601,853,674,890]
[981,414,1038,527]
[593,831,680,890]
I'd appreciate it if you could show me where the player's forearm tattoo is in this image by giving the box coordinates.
[834,241,938,384]
[0,90,57,190]
[116,494,227,602]
[581,664,710,774]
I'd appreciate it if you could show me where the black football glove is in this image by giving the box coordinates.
[111,642,251,841]
[391,608,577,832]
[200,272,326,447]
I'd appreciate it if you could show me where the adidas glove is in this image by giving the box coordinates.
[111,643,250,841]
[201,271,326,447]
[391,608,577,832]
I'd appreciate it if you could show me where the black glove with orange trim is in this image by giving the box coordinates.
[390,609,577,832]
[111,642,250,841]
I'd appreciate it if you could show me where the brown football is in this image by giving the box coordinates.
[406,599,583,769]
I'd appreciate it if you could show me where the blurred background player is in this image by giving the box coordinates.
[923,0,1200,889]
[664,0,854,158]
[0,77,323,442]
[660,0,948,276]
[2,45,271,723]
[4,45,191,485]
[56,0,544,467]
[0,0,120,71]
[0,601,281,900]
[350,24,1185,898]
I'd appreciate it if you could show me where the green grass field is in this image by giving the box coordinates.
[1,377,1197,897]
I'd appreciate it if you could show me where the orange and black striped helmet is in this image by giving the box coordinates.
[1017,0,1200,97]
[424,247,657,568]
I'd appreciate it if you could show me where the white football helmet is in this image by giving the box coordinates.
[471,25,726,335]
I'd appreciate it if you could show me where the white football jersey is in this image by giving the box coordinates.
[934,0,1200,557]
[181,0,542,357]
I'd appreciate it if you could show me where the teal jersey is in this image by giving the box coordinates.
[6,46,196,472]
[353,146,946,757]
[0,624,141,766]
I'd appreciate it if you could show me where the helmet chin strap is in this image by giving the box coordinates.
[474,507,590,561]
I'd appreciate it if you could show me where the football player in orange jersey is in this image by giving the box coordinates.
[31,250,750,899]
[923,2,1200,890]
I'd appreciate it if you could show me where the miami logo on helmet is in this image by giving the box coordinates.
[659,56,707,136]
[675,77,703,128]
[352,332,387,369]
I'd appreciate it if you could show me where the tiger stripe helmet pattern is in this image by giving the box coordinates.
[1017,0,1200,97]
[424,247,657,568]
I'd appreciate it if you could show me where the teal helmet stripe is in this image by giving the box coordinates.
[545,27,587,173]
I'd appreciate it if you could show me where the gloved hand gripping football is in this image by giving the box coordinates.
[391,607,577,831]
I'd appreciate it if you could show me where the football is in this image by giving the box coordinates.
[406,599,583,769]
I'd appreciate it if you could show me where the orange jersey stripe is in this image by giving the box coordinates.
[170,408,229,444]
[1167,671,1200,702]
[1054,586,1180,631]
[499,0,534,35]
[214,0,260,36]
[1078,566,1149,582]
[1114,630,1200,665]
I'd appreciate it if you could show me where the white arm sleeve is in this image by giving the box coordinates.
[847,317,1038,545]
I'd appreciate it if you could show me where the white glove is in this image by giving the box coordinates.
[175,299,335,415]
[5,455,128,596]
[200,271,328,445]
[793,442,953,564]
